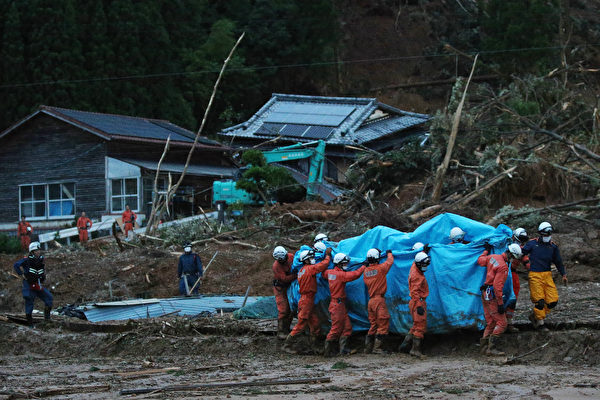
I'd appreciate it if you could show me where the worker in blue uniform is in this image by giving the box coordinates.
[522,222,567,331]
[13,242,53,326]
[178,242,203,295]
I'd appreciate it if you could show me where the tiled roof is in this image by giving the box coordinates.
[0,105,224,148]
[219,93,429,145]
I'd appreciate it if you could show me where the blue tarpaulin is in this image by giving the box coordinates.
[285,213,515,334]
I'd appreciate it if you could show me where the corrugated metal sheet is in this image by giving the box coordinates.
[82,296,259,322]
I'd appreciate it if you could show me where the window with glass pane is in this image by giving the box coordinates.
[111,178,138,212]
[48,183,75,217]
[20,185,46,218]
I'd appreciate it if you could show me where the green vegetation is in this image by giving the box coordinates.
[236,150,305,203]
[0,0,339,132]
[0,233,21,254]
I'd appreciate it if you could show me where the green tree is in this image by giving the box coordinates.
[0,2,30,123]
[236,149,305,203]
[479,0,559,70]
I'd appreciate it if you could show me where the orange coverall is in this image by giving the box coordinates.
[506,244,530,319]
[122,210,136,237]
[17,221,33,251]
[77,217,92,243]
[323,265,366,340]
[477,250,509,337]
[408,262,429,339]
[272,252,297,324]
[363,252,394,335]
[289,255,331,337]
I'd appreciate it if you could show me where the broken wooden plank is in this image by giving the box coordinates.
[120,376,332,395]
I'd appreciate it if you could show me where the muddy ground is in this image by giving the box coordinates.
[1,278,599,399]
[1,217,600,399]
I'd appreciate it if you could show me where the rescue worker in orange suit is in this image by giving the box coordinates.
[77,211,92,243]
[363,248,394,354]
[17,216,33,251]
[477,242,523,356]
[272,246,297,340]
[13,242,53,326]
[522,222,567,332]
[449,227,470,244]
[322,253,366,356]
[122,204,136,239]
[400,248,431,358]
[283,247,332,355]
[505,227,531,332]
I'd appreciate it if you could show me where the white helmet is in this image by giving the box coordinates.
[366,248,380,263]
[29,242,41,252]
[507,243,522,259]
[414,251,430,270]
[412,242,424,251]
[272,246,287,262]
[449,227,466,241]
[299,249,315,264]
[314,233,328,243]
[513,227,528,243]
[333,252,350,266]
[313,241,327,253]
[538,222,553,236]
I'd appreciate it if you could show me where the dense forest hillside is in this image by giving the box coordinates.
[0,0,598,136]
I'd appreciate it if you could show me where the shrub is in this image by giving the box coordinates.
[0,233,22,254]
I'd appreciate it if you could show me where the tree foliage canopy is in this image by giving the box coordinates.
[0,0,338,132]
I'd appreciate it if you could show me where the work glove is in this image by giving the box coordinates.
[483,242,493,253]
[497,304,505,314]
[386,249,392,255]
[479,284,488,292]
[325,247,333,256]
[423,244,431,253]
[416,306,425,316]
[562,275,568,286]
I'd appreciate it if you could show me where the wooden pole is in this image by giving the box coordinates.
[189,251,218,294]
[431,54,479,202]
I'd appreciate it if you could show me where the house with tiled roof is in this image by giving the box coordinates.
[219,93,430,182]
[0,106,236,233]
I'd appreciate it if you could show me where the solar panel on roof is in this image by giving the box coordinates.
[276,102,355,116]
[265,112,347,127]
[303,126,334,139]
[256,122,284,136]
[280,124,310,137]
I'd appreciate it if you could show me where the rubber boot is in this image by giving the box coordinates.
[409,338,424,358]
[486,335,505,356]
[364,335,375,354]
[339,336,351,355]
[479,336,489,354]
[282,334,299,354]
[310,334,322,355]
[538,319,550,332]
[506,317,519,333]
[324,340,337,357]
[276,319,287,340]
[26,313,33,327]
[373,335,386,354]
[44,306,51,321]
[399,333,413,354]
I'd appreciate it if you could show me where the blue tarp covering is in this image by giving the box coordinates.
[286,213,515,334]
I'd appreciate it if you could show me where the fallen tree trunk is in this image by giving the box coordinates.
[431,54,479,202]
[408,204,442,222]
[119,376,332,396]
[450,166,517,208]
[486,197,600,225]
